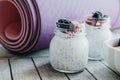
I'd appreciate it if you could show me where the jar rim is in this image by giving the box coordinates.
[56,22,85,32]
[84,14,110,23]
[54,28,86,39]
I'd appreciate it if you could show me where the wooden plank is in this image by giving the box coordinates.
[0,59,11,80]
[87,61,120,80]
[101,61,120,76]
[10,58,41,80]
[33,57,68,80]
[67,70,96,80]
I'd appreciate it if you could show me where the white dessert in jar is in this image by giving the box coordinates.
[50,19,89,73]
[85,11,113,60]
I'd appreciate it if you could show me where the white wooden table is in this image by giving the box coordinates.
[0,48,120,80]
[0,29,120,80]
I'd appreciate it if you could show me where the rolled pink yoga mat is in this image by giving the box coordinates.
[0,0,120,53]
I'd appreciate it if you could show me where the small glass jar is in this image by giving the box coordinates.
[50,22,89,73]
[85,16,113,60]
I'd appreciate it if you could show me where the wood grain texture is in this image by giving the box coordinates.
[10,58,40,80]
[33,57,68,80]
[0,57,119,80]
[0,59,11,80]
[87,61,120,80]
[67,70,96,80]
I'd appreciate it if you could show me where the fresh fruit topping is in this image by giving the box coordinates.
[71,21,82,32]
[56,19,74,29]
[56,19,82,33]
[92,11,103,19]
[58,19,71,24]
[86,11,109,27]
[86,19,96,26]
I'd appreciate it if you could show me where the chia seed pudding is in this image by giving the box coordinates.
[85,11,113,60]
[50,19,89,73]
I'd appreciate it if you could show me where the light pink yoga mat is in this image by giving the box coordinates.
[0,0,120,53]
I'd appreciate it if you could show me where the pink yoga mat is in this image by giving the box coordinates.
[0,0,120,53]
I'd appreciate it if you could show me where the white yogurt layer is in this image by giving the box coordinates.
[50,30,89,72]
[86,23,113,60]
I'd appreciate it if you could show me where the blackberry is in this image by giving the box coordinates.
[58,19,71,24]
[96,11,102,17]
[57,19,74,29]
[92,11,103,19]
[64,20,71,24]
[58,19,64,23]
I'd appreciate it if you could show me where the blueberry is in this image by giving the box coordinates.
[58,19,64,23]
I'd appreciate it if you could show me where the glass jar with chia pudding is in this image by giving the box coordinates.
[85,11,113,61]
[50,19,89,73]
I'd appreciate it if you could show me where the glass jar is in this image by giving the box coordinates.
[85,16,113,60]
[50,22,89,73]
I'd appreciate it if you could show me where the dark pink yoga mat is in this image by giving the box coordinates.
[0,0,120,53]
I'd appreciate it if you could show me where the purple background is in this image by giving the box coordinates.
[34,0,120,51]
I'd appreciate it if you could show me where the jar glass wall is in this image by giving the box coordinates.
[50,20,89,73]
[85,12,113,60]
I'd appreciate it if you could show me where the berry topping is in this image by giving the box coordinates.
[56,19,74,29]
[92,11,103,19]
[58,19,71,24]
[86,11,109,27]
[71,21,82,32]
[56,19,82,33]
